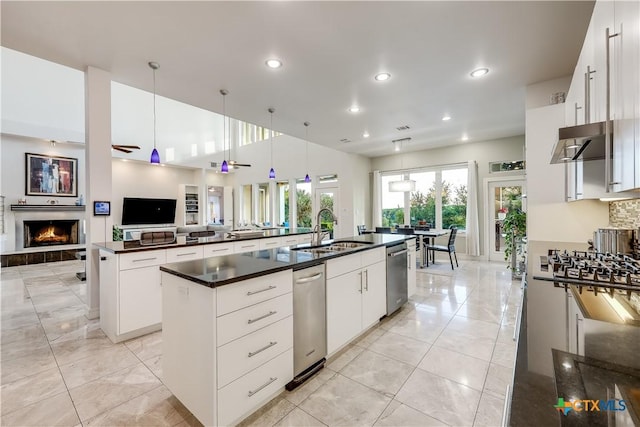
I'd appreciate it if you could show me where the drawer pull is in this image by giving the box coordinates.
[247,377,277,397]
[133,257,157,263]
[210,248,230,253]
[177,252,197,257]
[241,245,256,249]
[248,341,278,357]
[247,311,277,325]
[246,285,276,296]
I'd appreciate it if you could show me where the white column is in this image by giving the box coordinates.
[85,66,113,320]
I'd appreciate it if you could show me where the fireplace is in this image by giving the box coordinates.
[24,220,79,248]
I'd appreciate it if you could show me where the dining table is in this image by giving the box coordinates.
[363,228,449,268]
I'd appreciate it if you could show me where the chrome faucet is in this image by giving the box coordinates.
[314,208,337,245]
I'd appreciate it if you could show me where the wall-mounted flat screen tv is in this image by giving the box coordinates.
[121,197,177,226]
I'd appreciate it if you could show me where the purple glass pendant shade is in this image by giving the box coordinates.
[269,168,276,179]
[221,160,228,173]
[150,148,160,164]
[304,174,311,183]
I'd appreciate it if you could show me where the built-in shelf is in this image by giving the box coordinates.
[11,204,86,212]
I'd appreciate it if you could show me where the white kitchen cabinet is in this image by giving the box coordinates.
[361,260,386,329]
[99,248,166,342]
[162,269,293,427]
[407,238,417,298]
[234,240,260,253]
[326,247,387,354]
[326,268,362,354]
[259,236,282,250]
[166,245,204,263]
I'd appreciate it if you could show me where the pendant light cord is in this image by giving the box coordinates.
[270,109,274,167]
[223,91,226,163]
[153,67,156,150]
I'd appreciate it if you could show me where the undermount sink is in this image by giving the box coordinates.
[292,240,372,254]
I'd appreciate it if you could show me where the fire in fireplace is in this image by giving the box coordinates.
[24,220,79,248]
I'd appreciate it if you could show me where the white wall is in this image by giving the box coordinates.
[111,160,205,226]
[371,136,526,256]
[0,135,87,252]
[525,76,572,110]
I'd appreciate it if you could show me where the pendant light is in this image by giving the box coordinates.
[389,138,416,192]
[303,121,311,183]
[148,62,160,164]
[268,107,276,179]
[220,89,229,173]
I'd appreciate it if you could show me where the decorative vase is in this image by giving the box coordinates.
[498,212,506,220]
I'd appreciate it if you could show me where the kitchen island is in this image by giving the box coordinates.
[158,234,410,427]
[95,228,315,343]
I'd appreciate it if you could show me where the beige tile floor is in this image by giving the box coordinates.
[1,257,520,426]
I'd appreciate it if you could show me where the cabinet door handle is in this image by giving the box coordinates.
[133,257,157,263]
[177,252,197,257]
[241,244,255,249]
[209,248,230,253]
[364,269,369,291]
[605,27,620,192]
[359,271,363,293]
[248,341,278,358]
[247,311,277,325]
[295,273,323,284]
[247,285,276,296]
[100,256,107,261]
[247,377,277,397]
[408,254,412,270]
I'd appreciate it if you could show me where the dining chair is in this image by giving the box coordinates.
[375,227,391,234]
[425,226,458,270]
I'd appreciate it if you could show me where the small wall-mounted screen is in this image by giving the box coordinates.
[94,201,111,216]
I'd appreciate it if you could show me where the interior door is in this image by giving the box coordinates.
[315,187,339,238]
[488,179,525,262]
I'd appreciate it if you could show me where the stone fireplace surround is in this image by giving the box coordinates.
[1,205,85,267]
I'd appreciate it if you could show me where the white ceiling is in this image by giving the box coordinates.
[1,1,594,159]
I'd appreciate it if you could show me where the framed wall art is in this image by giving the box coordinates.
[25,153,78,197]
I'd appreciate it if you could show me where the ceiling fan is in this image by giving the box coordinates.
[210,160,251,169]
[111,144,140,154]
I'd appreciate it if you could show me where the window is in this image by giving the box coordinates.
[295,179,312,228]
[237,119,283,146]
[382,165,468,231]
[276,181,289,227]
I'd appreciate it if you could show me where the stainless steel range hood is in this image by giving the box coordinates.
[550,121,608,164]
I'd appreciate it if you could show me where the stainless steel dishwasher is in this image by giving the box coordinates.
[286,263,327,391]
[386,242,408,315]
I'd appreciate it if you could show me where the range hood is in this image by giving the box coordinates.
[550,121,608,164]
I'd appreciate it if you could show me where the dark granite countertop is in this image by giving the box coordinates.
[94,228,313,254]
[552,349,640,427]
[159,234,410,288]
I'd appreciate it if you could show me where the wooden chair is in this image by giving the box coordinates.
[425,226,458,270]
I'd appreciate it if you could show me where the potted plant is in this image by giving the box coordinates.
[502,208,526,277]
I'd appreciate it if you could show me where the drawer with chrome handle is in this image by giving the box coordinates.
[217,348,293,427]
[166,246,203,263]
[119,249,166,270]
[217,292,292,346]
[217,270,292,316]
[217,316,293,388]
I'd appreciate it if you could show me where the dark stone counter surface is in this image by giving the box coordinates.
[159,234,411,288]
[94,228,313,254]
[552,349,640,427]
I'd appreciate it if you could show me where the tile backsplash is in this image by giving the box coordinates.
[609,199,640,228]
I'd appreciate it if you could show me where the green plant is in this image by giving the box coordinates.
[502,208,526,267]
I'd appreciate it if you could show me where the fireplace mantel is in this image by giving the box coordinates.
[11,204,86,212]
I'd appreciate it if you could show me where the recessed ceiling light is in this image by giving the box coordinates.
[374,73,391,81]
[470,67,489,78]
[363,132,370,138]
[461,134,469,141]
[265,59,282,69]
[348,106,360,113]
[442,115,451,121]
